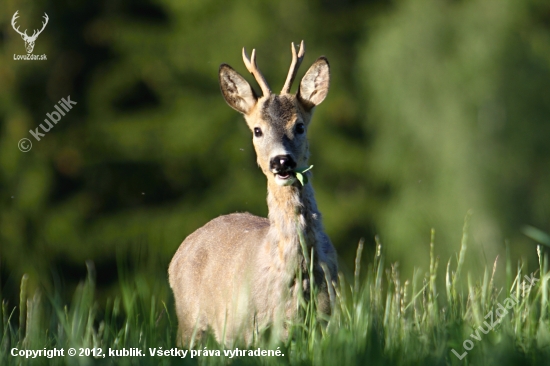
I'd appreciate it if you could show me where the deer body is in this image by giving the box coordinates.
[168,42,337,345]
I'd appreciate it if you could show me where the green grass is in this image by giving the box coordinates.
[2,226,550,365]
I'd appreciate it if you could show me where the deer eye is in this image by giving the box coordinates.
[295,123,305,134]
[254,127,263,137]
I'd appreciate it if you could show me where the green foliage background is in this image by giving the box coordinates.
[0,0,549,294]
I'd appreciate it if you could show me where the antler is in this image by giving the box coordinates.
[11,11,28,38]
[242,47,271,97]
[281,41,305,94]
[29,13,49,40]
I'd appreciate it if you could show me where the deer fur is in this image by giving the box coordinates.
[168,41,337,346]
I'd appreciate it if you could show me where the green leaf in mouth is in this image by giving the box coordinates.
[294,165,314,186]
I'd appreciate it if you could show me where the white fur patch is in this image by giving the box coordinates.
[275,175,296,186]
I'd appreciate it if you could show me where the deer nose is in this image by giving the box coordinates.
[270,155,296,172]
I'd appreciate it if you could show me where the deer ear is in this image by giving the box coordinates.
[219,64,258,115]
[297,57,330,110]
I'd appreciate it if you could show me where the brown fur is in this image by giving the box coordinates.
[168,43,336,346]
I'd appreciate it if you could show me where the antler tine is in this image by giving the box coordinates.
[281,40,305,94]
[11,11,19,27]
[242,47,271,97]
[11,10,28,37]
[34,13,49,38]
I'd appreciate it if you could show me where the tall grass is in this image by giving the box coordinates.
[2,227,550,365]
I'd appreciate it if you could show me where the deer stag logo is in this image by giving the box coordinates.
[11,11,49,54]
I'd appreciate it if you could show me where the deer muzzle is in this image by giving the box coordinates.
[270,155,297,186]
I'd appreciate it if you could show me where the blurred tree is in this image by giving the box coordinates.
[360,0,550,273]
[2,0,547,295]
[0,0,386,292]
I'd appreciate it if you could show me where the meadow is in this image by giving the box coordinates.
[2,222,550,366]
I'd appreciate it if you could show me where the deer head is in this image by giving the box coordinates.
[11,11,49,54]
[219,41,330,187]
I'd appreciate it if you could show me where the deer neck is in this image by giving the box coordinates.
[266,180,323,274]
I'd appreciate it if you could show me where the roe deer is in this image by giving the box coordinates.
[168,41,337,346]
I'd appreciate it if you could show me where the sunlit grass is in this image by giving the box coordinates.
[2,226,550,365]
